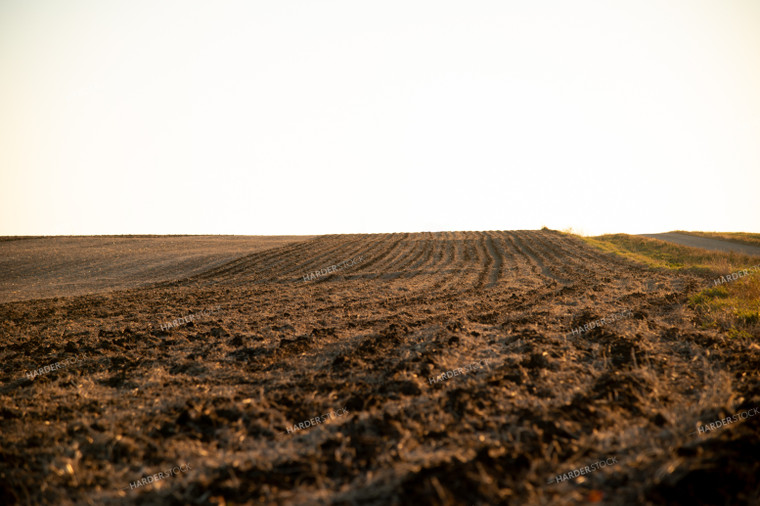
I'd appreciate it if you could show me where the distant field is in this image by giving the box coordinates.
[0,235,313,303]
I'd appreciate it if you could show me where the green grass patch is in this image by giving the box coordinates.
[575,232,760,337]
[578,233,755,274]
[687,274,760,333]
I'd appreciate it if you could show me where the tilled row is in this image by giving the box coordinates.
[174,230,635,296]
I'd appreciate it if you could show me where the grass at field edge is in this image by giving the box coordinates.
[570,232,760,339]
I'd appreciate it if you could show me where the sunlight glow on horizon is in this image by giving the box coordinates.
[1,0,758,237]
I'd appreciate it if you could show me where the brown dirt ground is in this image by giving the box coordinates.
[0,235,311,303]
[1,231,759,505]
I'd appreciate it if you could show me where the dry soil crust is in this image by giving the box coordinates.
[1,231,759,505]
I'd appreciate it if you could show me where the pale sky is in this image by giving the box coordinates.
[1,0,758,236]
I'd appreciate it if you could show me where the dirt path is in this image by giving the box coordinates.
[639,232,760,257]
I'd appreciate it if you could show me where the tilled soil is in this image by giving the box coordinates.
[1,230,759,505]
[0,235,310,303]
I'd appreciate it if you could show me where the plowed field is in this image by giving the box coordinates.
[2,231,759,505]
